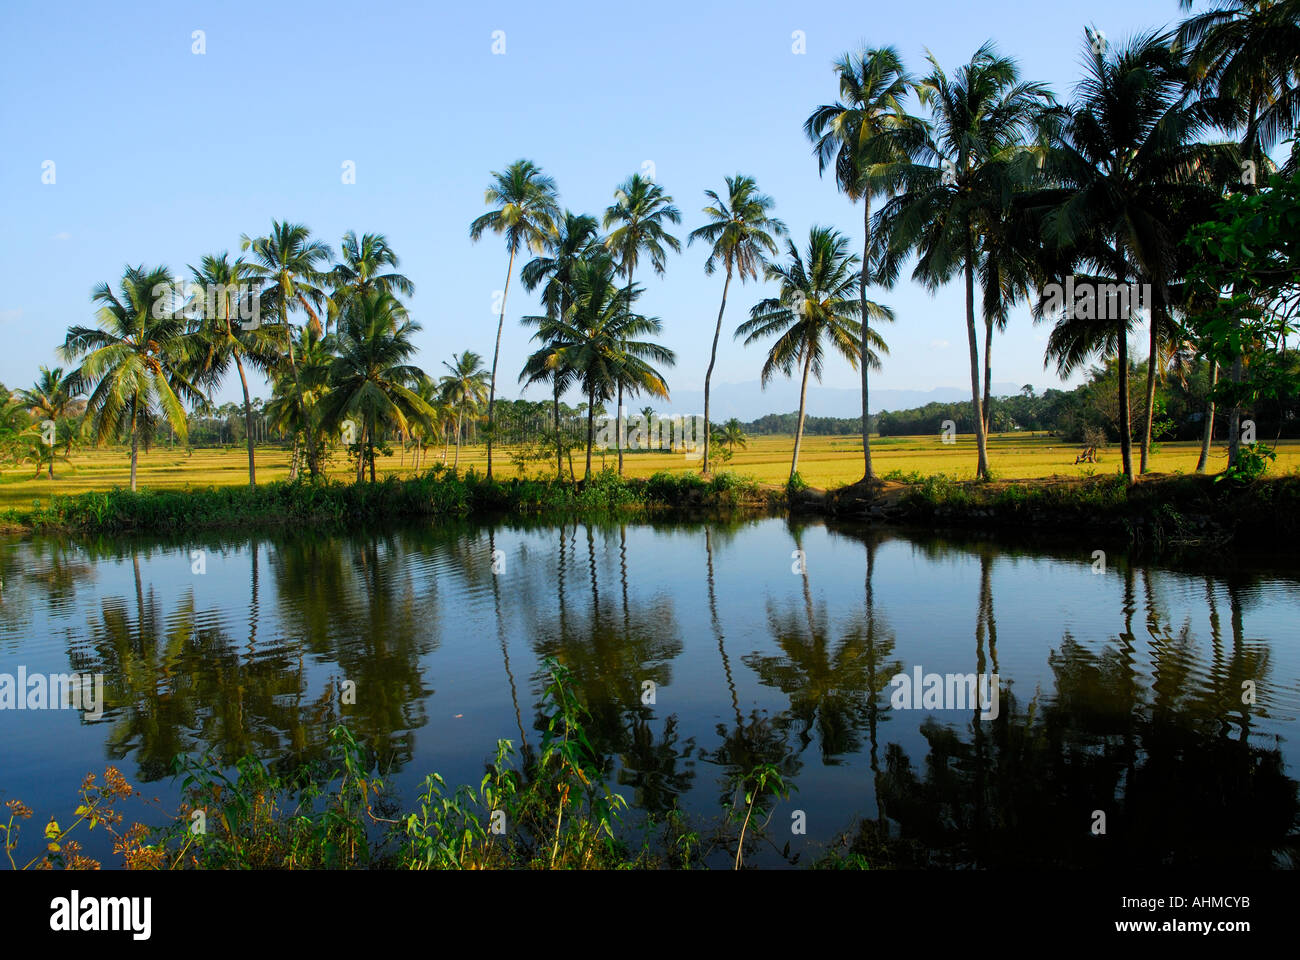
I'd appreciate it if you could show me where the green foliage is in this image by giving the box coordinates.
[2,466,768,534]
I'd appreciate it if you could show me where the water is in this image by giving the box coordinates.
[2,517,1297,868]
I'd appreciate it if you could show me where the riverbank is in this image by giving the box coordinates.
[817,472,1300,548]
[3,466,1297,550]
[0,467,778,535]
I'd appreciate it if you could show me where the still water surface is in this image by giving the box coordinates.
[2,518,1297,867]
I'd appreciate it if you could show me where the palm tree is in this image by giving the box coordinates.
[328,231,415,320]
[17,366,78,479]
[519,319,578,480]
[521,210,601,478]
[264,327,336,478]
[439,351,490,469]
[542,252,674,479]
[805,46,924,482]
[687,175,788,474]
[60,266,204,491]
[604,174,682,474]
[736,226,892,480]
[874,42,1055,481]
[719,417,749,454]
[314,291,434,483]
[241,221,334,478]
[187,253,278,486]
[1034,29,1232,479]
[469,160,561,479]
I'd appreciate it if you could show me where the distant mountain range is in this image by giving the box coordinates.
[652,380,1027,422]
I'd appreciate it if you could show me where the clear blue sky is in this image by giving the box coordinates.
[0,0,1190,410]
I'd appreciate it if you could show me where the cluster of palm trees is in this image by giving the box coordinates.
[18,3,1297,491]
[805,3,1298,483]
[47,226,498,490]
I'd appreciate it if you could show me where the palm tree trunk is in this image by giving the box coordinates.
[1140,300,1162,474]
[982,317,994,437]
[791,348,814,480]
[554,380,563,480]
[860,197,875,481]
[234,355,256,487]
[963,228,990,480]
[129,399,139,492]
[703,265,733,475]
[585,385,596,481]
[616,381,625,476]
[486,248,516,480]
[1117,328,1135,482]
[1196,359,1218,473]
[369,417,376,483]
[454,408,463,468]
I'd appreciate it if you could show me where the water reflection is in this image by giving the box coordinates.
[2,518,1297,868]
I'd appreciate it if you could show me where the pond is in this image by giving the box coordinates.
[1,517,1297,868]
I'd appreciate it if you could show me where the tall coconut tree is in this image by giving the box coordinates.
[603,174,682,474]
[439,351,490,469]
[687,176,788,474]
[314,291,434,483]
[543,252,675,479]
[805,46,924,482]
[60,266,205,491]
[187,253,279,486]
[240,221,334,478]
[519,316,579,479]
[469,160,561,479]
[873,42,1055,481]
[521,210,600,477]
[735,226,891,481]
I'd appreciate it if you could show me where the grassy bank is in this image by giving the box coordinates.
[824,472,1300,548]
[2,465,776,535]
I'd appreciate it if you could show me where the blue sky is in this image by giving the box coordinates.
[1,0,1191,412]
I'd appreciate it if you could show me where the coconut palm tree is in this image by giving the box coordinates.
[60,266,205,491]
[604,174,682,474]
[1033,29,1233,479]
[687,175,787,474]
[17,366,78,479]
[805,46,925,482]
[314,291,434,483]
[543,252,675,479]
[519,318,578,480]
[264,327,336,479]
[521,210,600,477]
[328,231,415,320]
[241,221,334,478]
[736,226,892,480]
[719,418,749,455]
[873,42,1055,481]
[186,253,279,486]
[469,159,561,479]
[439,351,490,469]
